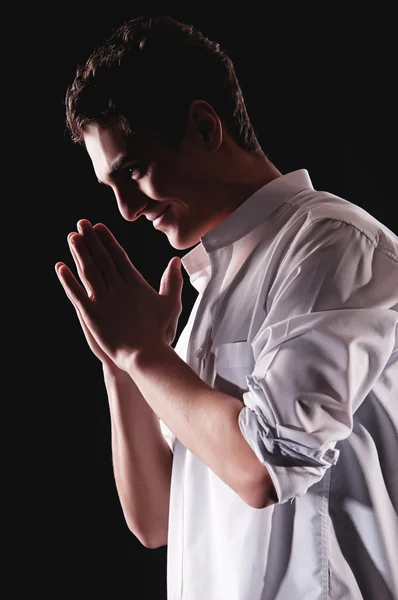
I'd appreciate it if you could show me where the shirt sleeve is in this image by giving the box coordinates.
[238,218,398,504]
[159,418,175,453]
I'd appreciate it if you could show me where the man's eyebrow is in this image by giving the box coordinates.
[97,151,140,185]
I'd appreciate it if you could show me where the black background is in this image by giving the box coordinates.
[6,2,396,598]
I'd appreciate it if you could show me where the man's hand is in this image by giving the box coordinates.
[55,219,184,372]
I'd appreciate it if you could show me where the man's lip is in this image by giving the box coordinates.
[147,205,170,222]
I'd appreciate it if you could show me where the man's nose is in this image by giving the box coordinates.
[113,184,149,222]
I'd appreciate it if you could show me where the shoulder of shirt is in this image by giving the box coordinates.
[284,188,398,263]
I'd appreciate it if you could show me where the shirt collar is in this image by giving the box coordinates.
[181,169,314,285]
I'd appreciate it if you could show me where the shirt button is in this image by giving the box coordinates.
[195,347,205,359]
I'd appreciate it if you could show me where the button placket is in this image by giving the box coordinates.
[187,249,222,371]
[195,329,213,372]
[195,346,205,359]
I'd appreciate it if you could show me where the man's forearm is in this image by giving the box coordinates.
[104,367,173,547]
[128,343,277,509]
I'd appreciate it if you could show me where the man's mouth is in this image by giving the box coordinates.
[153,205,171,222]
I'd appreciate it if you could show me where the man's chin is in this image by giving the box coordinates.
[165,230,201,251]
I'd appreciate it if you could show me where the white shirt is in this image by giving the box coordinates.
[159,169,398,600]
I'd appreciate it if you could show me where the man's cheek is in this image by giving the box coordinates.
[140,165,178,199]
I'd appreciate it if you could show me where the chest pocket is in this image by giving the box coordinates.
[214,341,255,400]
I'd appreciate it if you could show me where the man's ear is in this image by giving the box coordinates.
[188,100,222,150]
[198,118,213,143]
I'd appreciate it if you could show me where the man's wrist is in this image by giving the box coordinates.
[102,362,131,382]
[128,341,172,374]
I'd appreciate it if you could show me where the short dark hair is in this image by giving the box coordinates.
[65,15,262,153]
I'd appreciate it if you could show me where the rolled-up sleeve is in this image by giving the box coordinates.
[238,218,398,504]
[160,418,176,453]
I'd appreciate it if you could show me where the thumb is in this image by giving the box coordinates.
[159,256,183,299]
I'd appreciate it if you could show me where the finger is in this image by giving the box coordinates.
[74,300,97,349]
[159,257,182,298]
[93,223,140,283]
[60,274,103,360]
[55,262,90,313]
[77,220,120,288]
[68,233,107,295]
[68,233,94,297]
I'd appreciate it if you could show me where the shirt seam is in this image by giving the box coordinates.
[320,467,332,600]
[180,449,186,600]
[301,216,398,264]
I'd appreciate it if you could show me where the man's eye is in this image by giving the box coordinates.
[127,162,148,179]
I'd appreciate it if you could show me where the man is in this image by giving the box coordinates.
[55,15,398,600]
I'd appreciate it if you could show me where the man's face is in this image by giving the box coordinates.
[83,116,231,250]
